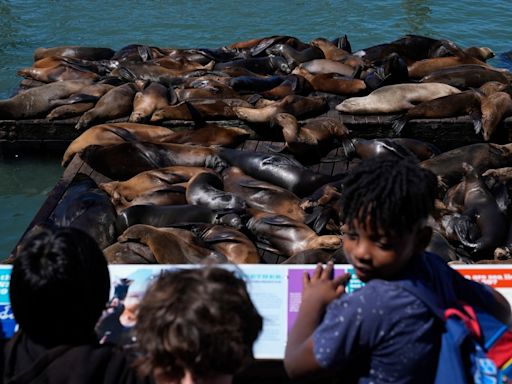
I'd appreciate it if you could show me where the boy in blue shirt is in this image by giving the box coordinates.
[284,157,511,383]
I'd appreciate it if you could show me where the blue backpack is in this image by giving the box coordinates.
[400,278,512,384]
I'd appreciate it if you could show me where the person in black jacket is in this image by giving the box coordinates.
[3,225,153,384]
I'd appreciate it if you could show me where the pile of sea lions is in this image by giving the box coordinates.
[7,34,512,264]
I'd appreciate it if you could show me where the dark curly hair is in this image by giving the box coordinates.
[340,157,438,236]
[135,267,263,381]
[9,226,110,347]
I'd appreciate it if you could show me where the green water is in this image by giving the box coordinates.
[1,0,511,257]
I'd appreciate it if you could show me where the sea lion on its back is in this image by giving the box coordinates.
[335,83,461,114]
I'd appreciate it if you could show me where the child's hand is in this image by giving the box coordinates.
[302,261,351,307]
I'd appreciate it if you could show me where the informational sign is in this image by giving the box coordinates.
[1,264,512,359]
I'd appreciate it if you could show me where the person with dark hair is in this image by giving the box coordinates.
[284,157,512,383]
[135,267,263,384]
[3,226,153,384]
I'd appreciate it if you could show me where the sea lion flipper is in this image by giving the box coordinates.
[453,215,479,250]
[469,109,483,134]
[392,115,408,136]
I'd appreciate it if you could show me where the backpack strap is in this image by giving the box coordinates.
[398,278,446,320]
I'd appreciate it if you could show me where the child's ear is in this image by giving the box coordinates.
[415,226,433,253]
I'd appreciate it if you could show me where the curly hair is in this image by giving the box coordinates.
[10,226,110,347]
[340,157,438,236]
[135,267,263,381]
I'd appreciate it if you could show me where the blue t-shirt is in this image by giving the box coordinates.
[312,252,495,384]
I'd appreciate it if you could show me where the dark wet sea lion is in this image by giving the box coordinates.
[186,171,247,211]
[453,163,508,257]
[193,224,261,264]
[344,137,441,162]
[392,90,483,135]
[116,204,239,233]
[480,91,512,141]
[218,148,341,197]
[75,82,138,130]
[129,81,175,123]
[62,122,175,166]
[117,224,227,264]
[229,75,287,93]
[103,242,156,264]
[49,173,117,249]
[246,212,341,257]
[213,56,291,75]
[420,143,512,190]
[222,166,305,221]
[266,43,325,68]
[33,46,115,61]
[272,113,349,159]
[80,141,222,180]
[335,83,460,114]
[0,79,93,119]
[420,64,510,89]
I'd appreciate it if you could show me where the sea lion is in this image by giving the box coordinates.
[297,59,356,77]
[272,113,349,159]
[0,79,93,119]
[103,242,156,264]
[420,143,512,191]
[162,124,250,148]
[452,163,508,258]
[150,99,252,122]
[116,204,239,233]
[47,102,95,120]
[293,68,366,95]
[218,148,341,197]
[229,75,287,93]
[193,224,261,264]
[343,137,441,162]
[75,82,138,130]
[246,212,341,257]
[265,43,325,68]
[80,141,223,181]
[392,90,484,135]
[222,166,306,222]
[335,83,461,114]
[260,74,313,99]
[480,91,512,141]
[16,63,100,83]
[48,173,117,250]
[186,171,247,211]
[113,186,187,212]
[99,166,213,204]
[233,94,327,123]
[62,122,175,166]
[420,64,510,89]
[282,247,347,264]
[129,81,176,123]
[213,56,291,75]
[33,46,115,61]
[464,47,495,62]
[175,82,239,101]
[48,83,115,107]
[310,38,363,67]
[117,224,227,264]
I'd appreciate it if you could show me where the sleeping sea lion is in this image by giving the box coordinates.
[129,81,176,123]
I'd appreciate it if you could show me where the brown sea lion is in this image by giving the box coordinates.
[420,64,510,89]
[117,224,227,264]
[0,79,93,119]
[282,247,347,264]
[392,90,484,135]
[175,83,239,101]
[480,91,512,141]
[233,94,327,123]
[222,166,305,222]
[292,67,366,95]
[452,163,508,257]
[463,47,495,62]
[48,83,115,106]
[186,171,247,211]
[246,212,341,257]
[16,63,100,83]
[99,166,213,203]
[309,38,364,67]
[103,242,156,264]
[33,46,115,61]
[62,122,175,166]
[129,81,176,123]
[218,148,341,197]
[47,102,95,120]
[335,83,461,114]
[272,113,349,159]
[112,186,187,212]
[162,124,250,148]
[150,99,252,122]
[193,224,261,264]
[75,82,138,130]
[420,143,512,191]
[298,59,356,77]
